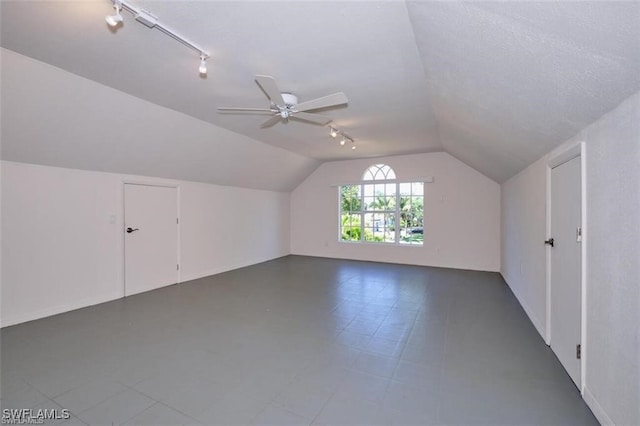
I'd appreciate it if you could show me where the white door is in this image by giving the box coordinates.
[549,155,582,388]
[124,184,178,296]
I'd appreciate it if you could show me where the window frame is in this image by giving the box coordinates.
[339,177,424,246]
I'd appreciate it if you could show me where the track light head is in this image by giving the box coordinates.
[340,137,346,146]
[105,2,123,27]
[330,127,338,138]
[351,145,356,150]
[105,11,123,26]
[198,55,208,75]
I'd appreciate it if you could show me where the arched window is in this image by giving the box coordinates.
[362,164,396,181]
[340,164,424,246]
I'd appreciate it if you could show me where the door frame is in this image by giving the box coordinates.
[545,141,587,394]
[121,180,181,296]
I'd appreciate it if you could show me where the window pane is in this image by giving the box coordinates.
[362,164,396,181]
[385,167,396,180]
[363,184,374,197]
[341,213,361,241]
[412,182,424,195]
[364,196,375,211]
[373,165,384,180]
[342,226,360,241]
[385,196,396,210]
[363,211,376,241]
[363,213,394,242]
[363,213,375,228]
[386,183,396,195]
[399,182,411,195]
[384,213,396,242]
[340,185,361,213]
[367,195,396,212]
[400,182,424,245]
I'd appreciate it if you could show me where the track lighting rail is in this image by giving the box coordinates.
[106,0,210,73]
[329,126,356,149]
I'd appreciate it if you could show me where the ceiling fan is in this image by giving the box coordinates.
[218,75,348,128]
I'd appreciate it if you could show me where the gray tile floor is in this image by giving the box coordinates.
[1,255,598,425]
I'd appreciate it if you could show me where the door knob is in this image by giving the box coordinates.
[545,238,554,247]
[126,227,139,233]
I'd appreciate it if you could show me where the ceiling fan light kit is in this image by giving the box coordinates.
[280,93,298,106]
[105,0,209,75]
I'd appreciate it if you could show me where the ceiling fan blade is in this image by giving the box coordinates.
[293,92,348,112]
[255,75,285,107]
[292,111,332,125]
[218,107,275,112]
[261,115,282,128]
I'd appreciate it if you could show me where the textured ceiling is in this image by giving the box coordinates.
[407,1,640,180]
[1,1,639,183]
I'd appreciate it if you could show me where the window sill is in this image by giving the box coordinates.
[338,240,423,248]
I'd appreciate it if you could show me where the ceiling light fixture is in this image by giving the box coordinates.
[105,0,123,26]
[105,0,210,76]
[326,125,356,151]
[198,55,207,75]
[347,136,355,149]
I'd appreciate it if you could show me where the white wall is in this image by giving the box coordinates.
[501,159,548,336]
[180,182,289,282]
[1,161,290,327]
[501,92,640,425]
[291,152,501,272]
[1,48,319,192]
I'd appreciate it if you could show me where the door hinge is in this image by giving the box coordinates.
[176,218,179,224]
[177,264,180,271]
[576,344,581,359]
[576,227,582,242]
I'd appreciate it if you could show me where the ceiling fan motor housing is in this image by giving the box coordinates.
[281,93,298,107]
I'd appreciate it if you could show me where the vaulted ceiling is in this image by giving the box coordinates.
[2,1,639,185]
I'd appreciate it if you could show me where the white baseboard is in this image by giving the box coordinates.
[500,273,546,340]
[291,251,499,273]
[180,253,288,284]
[584,387,614,426]
[2,253,290,328]
[1,292,121,328]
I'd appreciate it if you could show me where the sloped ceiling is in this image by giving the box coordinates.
[1,48,319,192]
[1,1,639,185]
